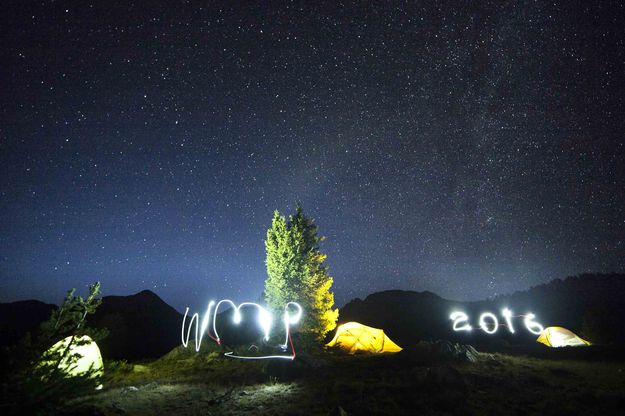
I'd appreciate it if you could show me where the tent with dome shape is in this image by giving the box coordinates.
[326,322,402,354]
[41,335,104,381]
[536,326,591,348]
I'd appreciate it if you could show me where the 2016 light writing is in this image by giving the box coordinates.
[181,300,302,360]
[450,308,544,335]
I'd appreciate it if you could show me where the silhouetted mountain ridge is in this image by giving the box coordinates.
[0,300,56,348]
[2,274,624,359]
[87,290,182,360]
[0,290,183,360]
[340,273,625,346]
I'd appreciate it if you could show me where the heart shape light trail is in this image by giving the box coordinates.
[181,300,302,360]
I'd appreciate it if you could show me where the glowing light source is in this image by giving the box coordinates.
[523,313,544,335]
[212,300,274,343]
[502,308,515,334]
[479,312,499,334]
[281,301,302,349]
[450,311,472,332]
[258,307,273,342]
[223,352,296,360]
[449,308,545,335]
[181,299,302,360]
[181,301,215,352]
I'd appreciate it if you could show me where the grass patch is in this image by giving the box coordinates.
[58,348,625,415]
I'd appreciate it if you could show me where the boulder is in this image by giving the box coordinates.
[432,340,479,363]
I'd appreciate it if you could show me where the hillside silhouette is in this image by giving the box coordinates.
[340,273,625,348]
[1,273,624,360]
[87,290,183,360]
[0,300,55,348]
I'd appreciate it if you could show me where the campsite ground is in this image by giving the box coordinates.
[63,344,625,415]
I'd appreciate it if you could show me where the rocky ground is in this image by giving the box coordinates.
[62,342,625,415]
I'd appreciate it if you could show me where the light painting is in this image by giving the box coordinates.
[182,299,302,360]
[450,308,544,335]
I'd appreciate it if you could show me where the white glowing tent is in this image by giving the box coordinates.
[44,335,104,378]
[536,327,591,348]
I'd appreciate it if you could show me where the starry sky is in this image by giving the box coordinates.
[1,1,624,312]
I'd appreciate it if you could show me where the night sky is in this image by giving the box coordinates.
[1,1,624,312]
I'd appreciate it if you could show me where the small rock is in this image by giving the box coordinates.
[433,340,479,363]
[485,354,502,365]
[462,349,478,363]
[465,345,479,356]
[121,386,139,394]
[132,364,149,373]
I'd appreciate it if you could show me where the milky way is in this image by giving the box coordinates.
[1,1,624,310]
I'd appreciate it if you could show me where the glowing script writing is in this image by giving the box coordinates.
[450,308,544,335]
[181,300,302,360]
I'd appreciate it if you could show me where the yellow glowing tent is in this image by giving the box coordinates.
[326,322,402,353]
[43,335,104,379]
[536,327,591,348]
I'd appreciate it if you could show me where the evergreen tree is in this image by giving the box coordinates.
[265,206,338,342]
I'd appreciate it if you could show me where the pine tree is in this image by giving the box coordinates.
[265,207,338,342]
